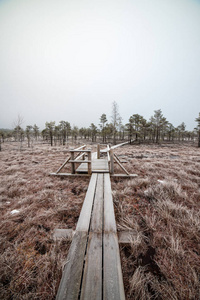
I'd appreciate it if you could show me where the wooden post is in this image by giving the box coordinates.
[71,151,75,174]
[110,149,114,174]
[97,144,100,159]
[88,151,92,175]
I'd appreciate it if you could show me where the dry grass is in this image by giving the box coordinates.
[0,141,200,299]
[112,143,200,299]
[0,141,89,299]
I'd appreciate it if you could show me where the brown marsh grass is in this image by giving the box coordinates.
[0,141,200,299]
[112,143,200,299]
[0,142,89,299]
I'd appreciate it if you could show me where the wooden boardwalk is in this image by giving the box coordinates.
[76,158,109,173]
[56,173,125,300]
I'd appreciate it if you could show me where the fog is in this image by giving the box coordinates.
[0,0,200,130]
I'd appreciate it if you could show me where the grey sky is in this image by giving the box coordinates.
[0,0,200,130]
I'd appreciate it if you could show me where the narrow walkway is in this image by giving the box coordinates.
[76,159,109,173]
[56,173,125,300]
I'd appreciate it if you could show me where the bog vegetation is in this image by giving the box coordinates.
[0,108,200,299]
[0,106,200,150]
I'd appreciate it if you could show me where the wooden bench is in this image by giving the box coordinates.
[56,173,125,300]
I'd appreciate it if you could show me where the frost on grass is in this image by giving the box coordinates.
[0,142,89,300]
[112,143,200,300]
[0,142,200,299]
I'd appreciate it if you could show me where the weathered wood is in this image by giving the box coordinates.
[110,140,130,149]
[110,149,114,174]
[103,173,125,299]
[111,174,138,178]
[104,173,117,232]
[80,174,103,299]
[76,159,109,173]
[114,154,129,175]
[70,151,75,174]
[74,152,86,161]
[97,144,100,159]
[82,234,102,298]
[103,232,125,300]
[71,145,86,151]
[69,149,91,153]
[50,173,90,177]
[56,156,70,174]
[76,173,97,232]
[56,231,88,300]
[91,174,103,232]
[69,160,92,163]
[80,232,102,300]
[88,151,92,175]
[101,141,134,153]
[107,145,110,162]
[92,152,97,159]
[55,169,126,300]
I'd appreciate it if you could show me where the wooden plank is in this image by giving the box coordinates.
[103,173,125,299]
[111,174,138,178]
[74,152,85,161]
[56,173,98,299]
[72,145,86,151]
[50,173,90,177]
[56,231,88,300]
[76,159,109,173]
[92,152,97,159]
[101,140,137,154]
[91,174,103,232]
[92,160,109,172]
[103,232,125,300]
[69,160,91,163]
[69,149,91,153]
[114,154,129,175]
[107,145,110,162]
[110,141,130,149]
[76,173,97,232]
[80,232,102,300]
[104,173,117,232]
[56,156,70,174]
[80,174,103,299]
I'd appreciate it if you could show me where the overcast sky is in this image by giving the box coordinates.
[0,0,200,130]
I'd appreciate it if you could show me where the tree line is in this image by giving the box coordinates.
[0,103,200,149]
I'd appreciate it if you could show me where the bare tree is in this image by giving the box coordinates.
[111,101,121,144]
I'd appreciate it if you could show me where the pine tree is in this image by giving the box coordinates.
[99,113,107,143]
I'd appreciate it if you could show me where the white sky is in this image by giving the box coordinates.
[0,0,200,130]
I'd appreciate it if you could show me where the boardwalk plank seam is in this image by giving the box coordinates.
[56,173,125,300]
